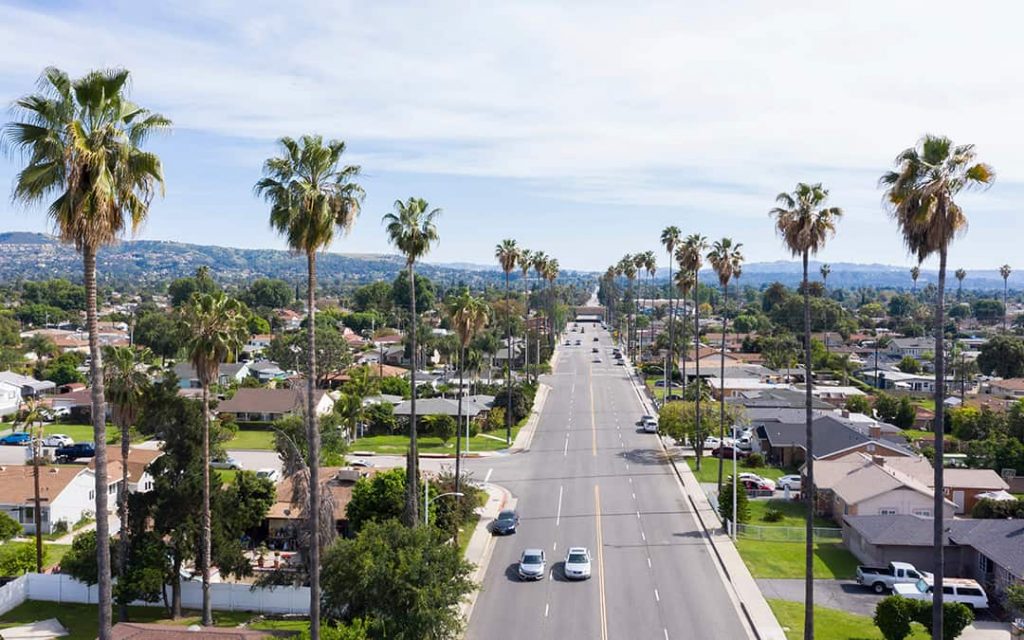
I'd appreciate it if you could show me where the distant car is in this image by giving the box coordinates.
[49,406,71,419]
[703,436,722,450]
[255,468,281,483]
[778,475,802,492]
[592,348,599,353]
[616,360,625,366]
[0,432,32,446]
[593,337,598,342]
[575,340,581,346]
[349,458,375,468]
[565,341,571,346]
[563,547,592,580]
[491,509,519,535]
[210,455,242,470]
[737,472,775,489]
[518,548,546,581]
[42,434,74,448]
[739,476,776,492]
[592,358,601,363]
[55,442,95,462]
[710,446,748,460]
[640,416,659,433]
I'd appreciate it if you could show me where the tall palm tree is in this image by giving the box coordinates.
[179,293,248,626]
[517,249,535,384]
[677,235,707,464]
[633,254,647,358]
[673,268,695,399]
[544,258,561,344]
[495,240,518,444]
[880,135,993,639]
[4,67,169,640]
[708,239,744,497]
[103,345,153,622]
[910,265,921,292]
[15,399,47,573]
[618,255,638,359]
[255,135,363,637]
[640,251,656,359]
[661,227,682,397]
[1000,264,1012,331]
[771,182,842,640]
[955,268,966,302]
[447,290,489,490]
[532,252,550,368]
[820,263,832,356]
[383,198,441,528]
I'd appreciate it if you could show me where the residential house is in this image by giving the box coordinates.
[265,467,364,540]
[48,387,109,420]
[878,456,1010,514]
[248,360,287,384]
[242,334,273,358]
[0,379,21,420]
[859,368,943,393]
[88,446,163,493]
[275,309,304,332]
[987,378,1024,400]
[393,395,494,420]
[754,414,911,466]
[172,362,251,389]
[811,385,866,408]
[215,388,334,422]
[727,388,834,411]
[843,515,1024,599]
[0,371,56,398]
[707,378,795,400]
[889,337,936,359]
[0,464,121,534]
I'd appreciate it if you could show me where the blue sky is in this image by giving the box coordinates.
[1,1,1022,273]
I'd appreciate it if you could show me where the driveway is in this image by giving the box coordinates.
[757,578,880,617]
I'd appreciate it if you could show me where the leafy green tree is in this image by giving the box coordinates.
[22,333,57,359]
[274,414,349,467]
[364,402,398,434]
[391,272,436,317]
[970,298,1004,322]
[0,543,38,576]
[977,334,1024,378]
[21,279,86,311]
[898,356,922,374]
[240,278,294,310]
[268,326,351,386]
[895,397,917,429]
[351,281,393,314]
[0,512,21,541]
[167,267,218,307]
[247,314,271,335]
[909,599,973,640]
[133,311,182,364]
[874,595,914,640]
[1005,584,1024,618]
[346,468,406,533]
[0,313,20,347]
[718,477,749,525]
[321,520,474,639]
[970,497,1024,519]
[39,353,86,385]
[378,376,411,398]
[845,395,871,415]
[427,414,456,445]
[15,303,69,327]
[874,393,900,424]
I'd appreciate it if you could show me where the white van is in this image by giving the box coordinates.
[893,578,989,610]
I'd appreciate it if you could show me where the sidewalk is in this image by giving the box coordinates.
[624,362,787,640]
[460,481,512,625]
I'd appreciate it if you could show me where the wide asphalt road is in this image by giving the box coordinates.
[464,324,751,640]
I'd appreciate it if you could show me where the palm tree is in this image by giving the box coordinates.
[517,249,535,384]
[532,252,550,369]
[880,135,993,639]
[4,67,169,640]
[495,240,518,443]
[255,135,363,637]
[677,235,708,465]
[447,290,489,492]
[673,268,695,399]
[707,239,744,497]
[15,399,47,573]
[910,265,921,292]
[640,251,656,358]
[544,258,561,344]
[179,293,247,626]
[103,345,153,622]
[661,227,682,398]
[955,268,966,302]
[1000,264,1012,331]
[820,263,832,356]
[618,255,638,359]
[383,198,441,528]
[771,182,842,640]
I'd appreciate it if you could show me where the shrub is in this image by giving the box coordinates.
[1005,584,1024,617]
[908,599,974,640]
[874,595,914,640]
[745,452,765,467]
[0,543,36,576]
[718,478,749,525]
[50,519,69,537]
[0,512,21,542]
[761,507,783,523]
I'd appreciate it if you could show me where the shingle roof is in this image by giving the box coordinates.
[842,514,939,546]
[727,388,833,410]
[393,396,493,418]
[758,414,912,459]
[172,362,248,380]
[216,388,326,415]
[0,465,80,506]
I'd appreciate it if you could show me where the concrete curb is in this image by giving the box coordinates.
[624,366,787,640]
[460,482,512,626]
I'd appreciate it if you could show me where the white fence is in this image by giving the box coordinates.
[0,573,309,617]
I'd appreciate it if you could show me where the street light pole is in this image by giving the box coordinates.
[423,480,464,526]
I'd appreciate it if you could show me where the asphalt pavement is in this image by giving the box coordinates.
[463,325,752,640]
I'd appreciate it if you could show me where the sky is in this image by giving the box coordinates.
[0,1,1022,273]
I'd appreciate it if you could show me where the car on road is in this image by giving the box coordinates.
[518,548,546,581]
[563,547,592,580]
[641,416,659,433]
[210,455,242,470]
[255,468,281,483]
[703,436,722,450]
[593,337,599,342]
[575,340,581,345]
[592,348,599,353]
[893,577,988,609]
[738,476,775,492]
[491,509,519,535]
[42,434,74,448]
[593,358,601,363]
[777,474,802,492]
[0,432,31,446]
[856,561,931,594]
[710,446,748,460]
[56,442,95,462]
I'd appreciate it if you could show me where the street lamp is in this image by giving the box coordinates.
[424,482,464,526]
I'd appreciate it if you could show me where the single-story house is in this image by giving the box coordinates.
[265,467,364,539]
[987,378,1024,400]
[88,446,163,493]
[215,388,334,422]
[0,370,56,398]
[0,463,120,535]
[393,395,495,419]
[879,456,1010,514]
[811,385,866,408]
[0,380,21,419]
[48,388,110,420]
[754,414,911,466]
[248,360,288,384]
[707,378,795,400]
[843,515,1024,599]
[727,388,833,411]
[172,362,251,389]
[889,337,936,359]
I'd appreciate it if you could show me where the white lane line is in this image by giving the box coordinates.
[632,493,636,500]
[664,629,669,640]
[563,435,569,456]
[556,485,563,526]
[628,477,632,484]
[641,530,646,542]
[636,511,641,519]
[484,468,493,484]
[553,541,557,551]
[654,588,660,602]
[545,603,550,617]
[625,464,630,471]
[647,557,652,568]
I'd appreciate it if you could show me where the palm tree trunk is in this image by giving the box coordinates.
[456,343,464,497]
[86,245,113,640]
[201,382,212,627]
[665,259,674,403]
[33,438,42,572]
[932,248,948,640]
[523,273,529,386]
[505,271,512,445]
[716,283,728,497]
[693,272,702,471]
[405,264,420,527]
[306,253,322,640]
[1004,279,1008,332]
[171,556,182,618]
[802,250,814,640]
[118,420,129,622]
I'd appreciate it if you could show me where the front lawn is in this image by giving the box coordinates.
[0,601,307,640]
[34,424,142,446]
[225,427,277,450]
[736,540,859,579]
[354,425,523,455]
[898,428,956,443]
[767,599,929,640]
[686,457,786,484]
[747,499,835,529]
[0,542,70,571]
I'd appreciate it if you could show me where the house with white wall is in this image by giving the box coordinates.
[0,464,120,535]
[0,380,21,420]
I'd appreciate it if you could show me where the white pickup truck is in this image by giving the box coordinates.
[856,561,931,594]
[893,577,990,610]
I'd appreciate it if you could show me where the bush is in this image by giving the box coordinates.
[745,452,765,467]
[718,478,749,525]
[761,507,783,523]
[906,598,974,640]
[971,497,1024,519]
[874,596,914,640]
[50,519,69,537]
[0,512,21,542]
[0,543,36,576]
[1005,584,1024,617]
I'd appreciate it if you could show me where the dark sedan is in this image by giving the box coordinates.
[490,509,519,535]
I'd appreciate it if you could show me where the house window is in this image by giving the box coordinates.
[89,490,95,500]
[109,484,116,494]
[22,507,33,523]
[978,554,992,574]
[912,509,932,517]
[878,508,897,515]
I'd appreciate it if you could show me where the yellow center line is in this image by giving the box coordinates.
[595,484,608,640]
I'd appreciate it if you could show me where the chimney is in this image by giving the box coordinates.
[869,423,881,440]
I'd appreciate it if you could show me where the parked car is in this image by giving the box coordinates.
[55,442,95,462]
[491,509,519,535]
[777,474,802,492]
[518,548,546,581]
[737,473,775,491]
[856,561,931,594]
[42,434,74,448]
[710,446,748,460]
[210,455,242,470]
[49,407,71,419]
[255,468,281,483]
[563,547,592,580]
[893,577,988,610]
[575,340,581,346]
[0,432,31,446]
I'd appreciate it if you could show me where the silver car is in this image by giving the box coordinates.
[518,549,546,581]
[42,434,74,448]
[564,547,592,580]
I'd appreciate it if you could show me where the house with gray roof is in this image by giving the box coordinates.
[843,514,1024,599]
[727,388,833,410]
[172,362,250,389]
[753,413,911,466]
[0,370,56,398]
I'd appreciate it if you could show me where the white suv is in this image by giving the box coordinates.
[893,578,989,610]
